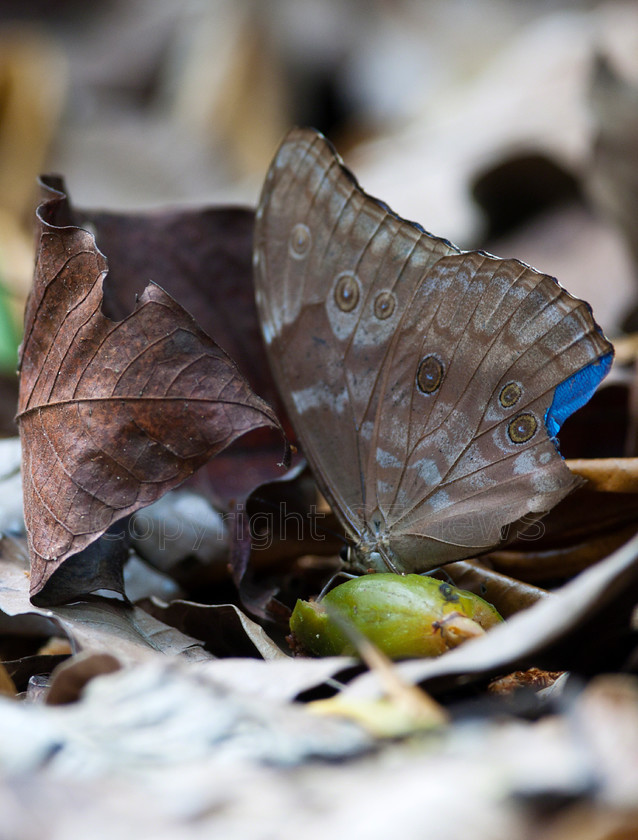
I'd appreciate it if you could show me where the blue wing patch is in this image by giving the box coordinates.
[544,351,613,439]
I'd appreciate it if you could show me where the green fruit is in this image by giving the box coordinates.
[289,573,502,659]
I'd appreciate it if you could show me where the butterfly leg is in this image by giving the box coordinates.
[377,545,401,574]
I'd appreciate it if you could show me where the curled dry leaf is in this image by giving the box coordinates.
[139,597,287,660]
[443,560,550,617]
[17,177,284,601]
[46,652,121,705]
[230,459,311,620]
[489,523,638,584]
[566,457,638,493]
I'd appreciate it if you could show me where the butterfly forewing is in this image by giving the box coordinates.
[254,128,458,543]
[254,127,613,572]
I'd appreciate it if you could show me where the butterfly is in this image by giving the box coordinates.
[253,127,613,574]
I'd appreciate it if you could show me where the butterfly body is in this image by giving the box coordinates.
[254,128,613,574]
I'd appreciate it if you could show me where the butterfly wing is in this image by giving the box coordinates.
[254,128,459,547]
[365,250,613,569]
[254,128,613,571]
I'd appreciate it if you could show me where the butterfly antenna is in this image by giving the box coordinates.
[322,528,349,546]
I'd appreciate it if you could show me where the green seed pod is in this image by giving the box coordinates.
[289,573,503,659]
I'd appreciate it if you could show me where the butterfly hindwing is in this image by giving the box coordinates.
[367,252,611,569]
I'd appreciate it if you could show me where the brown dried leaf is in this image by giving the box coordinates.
[443,560,550,618]
[566,457,638,493]
[490,524,638,584]
[75,199,294,508]
[139,598,287,660]
[46,652,121,705]
[80,205,282,419]
[230,459,309,620]
[0,661,16,697]
[17,177,284,601]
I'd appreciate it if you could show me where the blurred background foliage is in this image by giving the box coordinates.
[0,0,638,381]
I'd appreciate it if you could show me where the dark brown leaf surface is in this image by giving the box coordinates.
[66,185,293,510]
[17,177,284,599]
[79,205,283,418]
